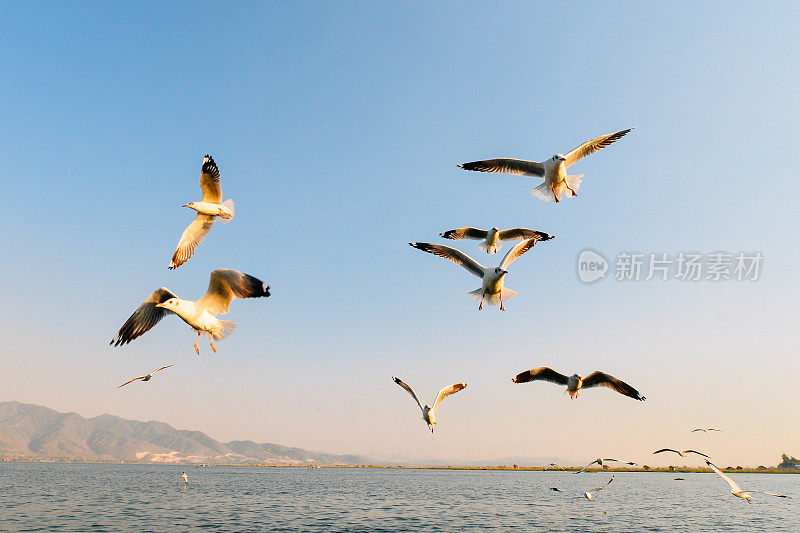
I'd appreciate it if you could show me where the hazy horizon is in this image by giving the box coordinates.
[2,2,799,470]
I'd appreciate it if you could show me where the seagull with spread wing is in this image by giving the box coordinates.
[169,155,235,269]
[117,365,173,388]
[691,428,721,433]
[458,127,634,203]
[392,377,467,433]
[439,227,553,254]
[110,269,270,355]
[409,238,542,310]
[511,367,645,401]
[575,458,636,474]
[584,476,614,500]
[652,448,709,459]
[706,461,792,502]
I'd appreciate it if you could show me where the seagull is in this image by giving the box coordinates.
[550,487,561,492]
[409,239,541,310]
[110,269,270,355]
[584,476,614,500]
[169,155,235,269]
[117,365,173,388]
[706,461,791,502]
[576,458,635,474]
[182,472,188,484]
[511,367,645,401]
[439,227,553,254]
[392,377,467,433]
[652,449,709,459]
[545,463,565,471]
[458,127,634,203]
[691,428,721,433]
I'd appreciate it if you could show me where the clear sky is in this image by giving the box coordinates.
[2,2,799,467]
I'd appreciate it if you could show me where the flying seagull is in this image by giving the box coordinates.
[691,428,721,433]
[409,239,541,310]
[117,365,173,388]
[545,463,565,471]
[458,127,634,203]
[169,155,235,269]
[584,476,614,500]
[110,269,270,355]
[182,472,188,484]
[439,227,553,254]
[576,458,636,474]
[392,377,467,433]
[512,367,645,401]
[706,461,790,502]
[652,449,709,459]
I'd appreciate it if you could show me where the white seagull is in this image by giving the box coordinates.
[439,227,553,254]
[110,269,270,355]
[169,155,235,269]
[652,448,709,459]
[392,377,467,433]
[409,238,541,310]
[691,428,721,433]
[584,476,614,500]
[117,365,173,388]
[706,461,791,502]
[182,472,188,484]
[545,463,565,471]
[458,127,634,203]
[512,367,645,401]
[576,458,636,474]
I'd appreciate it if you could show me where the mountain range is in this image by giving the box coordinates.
[0,401,370,465]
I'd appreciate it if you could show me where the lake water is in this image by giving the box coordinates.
[0,463,796,531]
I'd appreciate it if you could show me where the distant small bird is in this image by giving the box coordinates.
[584,476,614,500]
[409,239,542,310]
[170,155,235,269]
[195,464,210,468]
[674,478,685,481]
[439,227,553,254]
[110,269,270,355]
[691,428,721,433]
[576,458,636,474]
[652,449,709,459]
[550,487,561,492]
[392,377,467,433]
[511,367,645,401]
[117,365,173,388]
[544,463,565,471]
[458,128,634,203]
[182,472,188,484]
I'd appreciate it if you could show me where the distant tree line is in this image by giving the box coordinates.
[778,453,800,469]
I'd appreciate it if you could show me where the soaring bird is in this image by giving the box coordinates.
[584,476,614,500]
[439,227,553,254]
[409,238,542,310]
[458,127,634,203]
[110,269,270,355]
[652,449,709,459]
[117,365,173,388]
[576,458,636,474]
[511,367,645,401]
[169,155,235,269]
[691,428,721,433]
[545,463,565,471]
[706,461,792,501]
[392,377,467,433]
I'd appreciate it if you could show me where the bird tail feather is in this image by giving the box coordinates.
[220,199,235,224]
[206,320,237,341]
[531,182,556,202]
[467,288,517,306]
[477,241,500,254]
[565,175,583,197]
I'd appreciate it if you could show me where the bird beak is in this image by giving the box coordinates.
[502,269,508,274]
[155,303,166,308]
[181,204,190,208]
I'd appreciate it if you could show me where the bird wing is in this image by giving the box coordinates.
[759,491,791,499]
[684,450,709,458]
[511,367,570,385]
[652,449,681,456]
[117,376,144,388]
[392,377,424,413]
[195,269,271,316]
[199,154,222,203]
[591,476,614,493]
[431,382,467,414]
[152,365,173,374]
[497,229,553,243]
[706,461,743,492]
[690,428,706,433]
[499,238,539,269]
[169,214,216,269]
[576,459,601,474]
[581,371,645,401]
[439,227,489,241]
[564,128,634,168]
[111,288,178,346]
[458,158,545,178]
[409,242,484,278]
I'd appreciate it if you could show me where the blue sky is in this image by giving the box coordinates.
[2,2,799,466]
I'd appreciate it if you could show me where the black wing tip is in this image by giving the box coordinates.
[392,376,401,384]
[202,155,220,175]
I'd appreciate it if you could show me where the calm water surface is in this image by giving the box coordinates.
[0,463,796,531]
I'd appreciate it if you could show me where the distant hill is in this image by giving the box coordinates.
[0,401,371,465]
